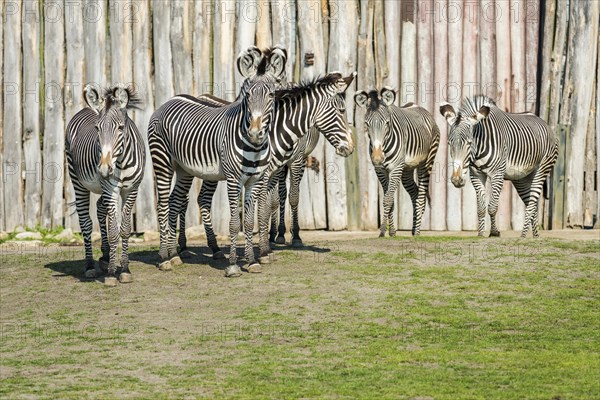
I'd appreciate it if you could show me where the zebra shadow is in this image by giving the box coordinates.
[129,245,231,272]
[44,258,100,283]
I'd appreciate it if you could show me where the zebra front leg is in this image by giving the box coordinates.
[518,169,547,238]
[97,195,110,273]
[244,182,262,273]
[198,181,224,259]
[275,166,288,244]
[103,190,120,286]
[375,167,390,237]
[258,182,274,263]
[401,168,419,236]
[73,184,96,278]
[470,169,488,236]
[153,158,175,268]
[118,188,138,284]
[289,159,305,247]
[384,169,402,237]
[268,181,279,246]
[488,174,505,237]
[225,180,243,277]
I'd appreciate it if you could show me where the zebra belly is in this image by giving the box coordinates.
[403,153,427,168]
[179,162,225,181]
[504,162,536,180]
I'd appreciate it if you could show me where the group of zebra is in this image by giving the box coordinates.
[65,45,558,286]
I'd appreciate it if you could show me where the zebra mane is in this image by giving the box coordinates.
[103,85,144,111]
[273,73,342,101]
[459,95,496,117]
[366,89,382,110]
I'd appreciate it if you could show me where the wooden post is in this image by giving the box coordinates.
[596,41,600,229]
[583,81,597,228]
[0,1,5,231]
[211,0,236,236]
[510,0,527,231]
[64,0,85,231]
[110,0,133,84]
[325,0,357,231]
[431,0,448,231]
[152,0,175,106]
[22,3,42,228]
[495,0,513,231]
[133,0,158,232]
[255,1,272,49]
[3,1,24,231]
[563,0,599,228]
[235,0,257,90]
[271,0,296,81]
[297,0,328,230]
[446,0,463,231]
[461,0,478,231]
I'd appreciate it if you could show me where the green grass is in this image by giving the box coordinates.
[1,237,599,399]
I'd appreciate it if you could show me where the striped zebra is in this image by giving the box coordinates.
[148,47,286,277]
[355,88,440,237]
[175,72,356,261]
[440,95,558,237]
[65,84,145,286]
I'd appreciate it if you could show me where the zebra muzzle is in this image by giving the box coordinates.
[98,151,113,178]
[371,148,384,165]
[451,170,465,187]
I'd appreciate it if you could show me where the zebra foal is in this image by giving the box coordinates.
[65,84,145,286]
[355,88,440,237]
[440,95,558,237]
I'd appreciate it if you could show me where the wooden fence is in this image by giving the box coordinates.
[1,0,598,234]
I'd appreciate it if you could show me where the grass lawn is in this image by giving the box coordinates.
[0,234,598,399]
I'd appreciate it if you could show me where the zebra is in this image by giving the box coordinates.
[147,47,286,277]
[65,84,145,286]
[355,88,440,237]
[440,95,558,237]
[175,72,357,262]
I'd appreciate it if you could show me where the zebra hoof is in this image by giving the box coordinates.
[104,276,118,287]
[84,269,98,279]
[118,272,133,284]
[98,258,109,273]
[291,239,303,248]
[244,263,262,274]
[179,249,196,259]
[170,256,183,266]
[275,236,286,245]
[213,251,225,260]
[224,265,242,278]
[489,231,501,237]
[158,260,172,271]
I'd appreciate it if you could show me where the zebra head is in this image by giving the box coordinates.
[313,72,357,157]
[84,84,142,179]
[440,101,490,188]
[237,46,287,146]
[354,87,396,166]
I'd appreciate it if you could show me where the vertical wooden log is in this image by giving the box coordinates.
[171,0,198,228]
[64,0,85,231]
[495,0,513,231]
[22,2,42,228]
[596,42,600,229]
[583,81,596,228]
[461,0,478,231]
[563,0,599,228]
[84,0,108,232]
[325,0,357,231]
[211,0,236,236]
[3,1,24,231]
[297,0,328,230]
[42,0,66,229]
[480,0,498,99]
[255,1,272,49]
[510,0,527,231]
[354,0,378,230]
[431,0,448,231]
[235,0,257,90]
[110,0,133,84]
[0,1,5,231]
[271,0,297,81]
[152,0,174,106]
[133,0,158,232]
[446,0,463,231]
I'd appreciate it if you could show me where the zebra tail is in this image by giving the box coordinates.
[543,178,549,200]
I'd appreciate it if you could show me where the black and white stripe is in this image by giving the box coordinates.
[355,88,440,237]
[65,84,145,284]
[441,95,558,237]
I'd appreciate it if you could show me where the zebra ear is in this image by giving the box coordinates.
[83,84,104,112]
[354,91,369,108]
[380,87,396,106]
[112,85,130,109]
[335,72,356,93]
[267,47,288,81]
[237,46,262,78]
[440,103,457,126]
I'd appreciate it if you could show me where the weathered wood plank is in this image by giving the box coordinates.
[235,0,257,90]
[255,1,272,49]
[297,0,327,230]
[133,0,158,232]
[152,0,174,106]
[431,0,448,231]
[0,1,5,231]
[596,41,600,229]
[22,3,42,228]
[446,0,463,231]
[583,80,596,228]
[2,1,24,231]
[111,0,133,84]
[64,0,85,231]
[563,0,599,228]
[495,0,513,231]
[42,0,66,229]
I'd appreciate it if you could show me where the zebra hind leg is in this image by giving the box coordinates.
[401,169,419,236]
[175,175,196,259]
[289,159,305,247]
[198,181,225,259]
[275,166,288,244]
